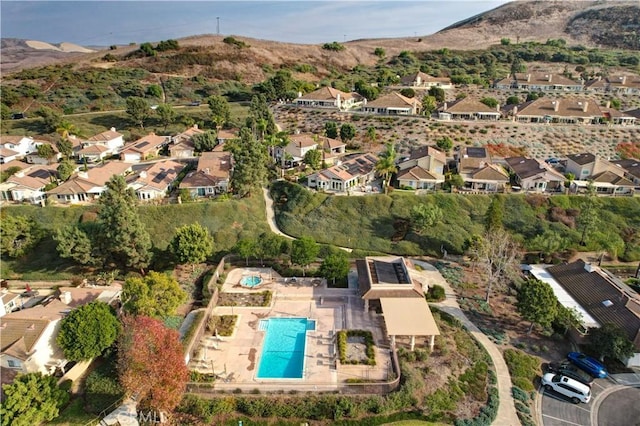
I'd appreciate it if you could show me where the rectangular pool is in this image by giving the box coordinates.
[256,317,316,379]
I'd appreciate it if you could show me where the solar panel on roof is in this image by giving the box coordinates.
[136,141,150,149]
[151,170,168,183]
[466,147,487,158]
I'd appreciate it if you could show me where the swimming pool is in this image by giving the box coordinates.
[240,275,262,287]
[257,317,316,379]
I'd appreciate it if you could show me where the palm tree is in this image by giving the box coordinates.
[375,143,397,194]
[56,120,80,140]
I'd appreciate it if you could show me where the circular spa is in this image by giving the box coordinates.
[240,275,263,288]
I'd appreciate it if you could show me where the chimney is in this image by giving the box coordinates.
[583,101,588,113]
[548,74,552,82]
[443,102,448,110]
[526,74,531,82]
[620,76,626,85]
[513,106,518,115]
[60,291,72,305]
[553,101,559,112]
[297,91,302,98]
[336,93,341,106]
[139,170,147,179]
[204,168,210,175]
[110,127,116,132]
[496,103,500,112]
[78,171,89,180]
[606,101,611,109]
[584,263,595,273]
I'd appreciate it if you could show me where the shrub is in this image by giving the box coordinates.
[84,362,124,414]
[503,349,540,392]
[337,330,376,365]
[426,284,446,302]
[511,386,530,403]
[323,42,345,51]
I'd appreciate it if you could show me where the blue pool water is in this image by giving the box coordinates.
[240,275,262,287]
[257,317,316,379]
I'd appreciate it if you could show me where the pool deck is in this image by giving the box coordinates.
[189,267,391,391]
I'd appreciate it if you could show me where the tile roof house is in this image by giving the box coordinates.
[179,151,232,198]
[170,125,204,158]
[362,92,422,115]
[505,156,565,192]
[294,87,363,110]
[514,98,603,124]
[601,108,636,125]
[0,164,57,204]
[399,71,452,89]
[439,98,501,121]
[566,153,635,196]
[397,146,446,191]
[495,72,583,91]
[307,153,378,193]
[120,133,169,162]
[0,136,37,163]
[216,128,239,144]
[612,159,640,186]
[47,161,132,204]
[455,146,509,193]
[0,290,20,317]
[76,128,125,162]
[275,134,346,168]
[544,260,640,367]
[584,75,640,95]
[25,141,61,165]
[456,146,492,174]
[126,160,184,201]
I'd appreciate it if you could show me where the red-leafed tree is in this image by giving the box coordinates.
[117,316,188,413]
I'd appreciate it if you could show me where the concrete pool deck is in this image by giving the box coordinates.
[189,267,392,391]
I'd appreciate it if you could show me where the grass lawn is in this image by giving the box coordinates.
[49,398,99,426]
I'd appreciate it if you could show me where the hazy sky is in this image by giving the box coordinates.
[1,1,510,46]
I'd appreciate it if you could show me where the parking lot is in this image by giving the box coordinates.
[541,374,640,426]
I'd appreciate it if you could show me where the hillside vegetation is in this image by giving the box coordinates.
[272,182,640,261]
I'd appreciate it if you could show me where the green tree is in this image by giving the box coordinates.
[291,236,320,276]
[500,37,511,46]
[57,301,120,361]
[191,130,218,152]
[0,373,69,426]
[506,96,520,105]
[246,94,276,136]
[485,195,504,230]
[207,95,231,129]
[577,187,601,246]
[530,231,568,262]
[324,121,338,139]
[365,126,378,145]
[56,120,80,140]
[147,84,162,98]
[445,172,464,191]
[375,143,397,194]
[0,215,41,258]
[227,128,268,197]
[517,279,558,333]
[0,103,10,120]
[156,103,176,131]
[304,148,322,170]
[54,225,99,266]
[421,95,437,116]
[56,160,75,181]
[480,97,499,108]
[36,106,62,133]
[436,136,453,153]
[553,304,582,335]
[125,96,151,128]
[122,271,187,318]
[399,88,415,98]
[374,47,386,58]
[428,86,445,103]
[410,203,443,234]
[36,144,56,164]
[588,323,635,361]
[56,138,74,159]
[97,175,152,271]
[255,232,285,264]
[339,123,357,144]
[170,223,214,267]
[320,247,349,285]
[235,238,257,266]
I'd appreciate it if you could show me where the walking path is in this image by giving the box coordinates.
[411,260,520,426]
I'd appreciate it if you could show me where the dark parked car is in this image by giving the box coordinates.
[189,101,201,106]
[567,352,608,378]
[546,361,594,386]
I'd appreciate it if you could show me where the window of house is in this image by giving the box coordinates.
[7,359,21,368]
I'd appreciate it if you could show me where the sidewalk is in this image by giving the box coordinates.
[411,260,520,426]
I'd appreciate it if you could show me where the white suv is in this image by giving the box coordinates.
[541,373,591,404]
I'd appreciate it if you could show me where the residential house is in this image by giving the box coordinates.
[77,144,111,163]
[456,146,491,174]
[566,153,635,195]
[530,260,640,367]
[585,75,640,95]
[438,98,501,121]
[505,156,565,192]
[126,160,184,201]
[217,129,239,145]
[397,146,446,191]
[120,133,168,162]
[495,72,583,91]
[25,141,61,165]
[0,136,36,164]
[294,87,363,110]
[356,256,439,351]
[612,159,640,187]
[179,150,231,197]
[77,128,124,162]
[362,92,422,115]
[46,161,132,204]
[322,137,347,165]
[399,72,452,89]
[455,146,509,192]
[170,125,204,158]
[0,290,20,317]
[307,153,378,192]
[600,108,636,126]
[275,133,346,168]
[513,98,603,124]
[0,164,57,204]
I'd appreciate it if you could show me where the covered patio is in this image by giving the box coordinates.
[379,298,440,351]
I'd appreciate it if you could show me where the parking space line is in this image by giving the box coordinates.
[592,382,605,390]
[542,391,590,412]
[542,414,586,426]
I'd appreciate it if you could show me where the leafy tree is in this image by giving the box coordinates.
[0,166,22,183]
[304,148,322,170]
[0,215,41,258]
[479,228,520,302]
[97,175,152,271]
[170,223,214,267]
[421,95,437,116]
[577,187,601,246]
[0,103,11,120]
[156,103,176,131]
[588,323,635,361]
[0,373,69,426]
[428,86,445,103]
[608,98,621,110]
[322,41,345,51]
[122,271,187,318]
[480,97,499,108]
[324,121,338,139]
[227,128,268,197]
[526,92,539,101]
[553,304,582,335]
[436,136,453,153]
[445,173,464,191]
[485,195,504,230]
[118,316,188,412]
[191,130,218,152]
[235,238,257,266]
[54,225,99,266]
[139,42,157,57]
[125,96,151,128]
[146,84,162,98]
[410,203,443,234]
[246,94,276,137]
[354,81,379,101]
[255,232,286,264]
[36,144,56,164]
[399,88,415,98]
[374,47,386,58]
[56,138,74,159]
[365,126,378,145]
[517,279,558,333]
[36,106,62,133]
[375,142,397,194]
[500,37,511,46]
[57,301,120,361]
[320,247,349,285]
[530,231,567,261]
[291,236,320,276]
[506,96,520,105]
[156,39,179,51]
[207,95,231,129]
[339,123,357,144]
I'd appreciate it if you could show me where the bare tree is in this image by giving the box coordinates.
[479,228,520,303]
